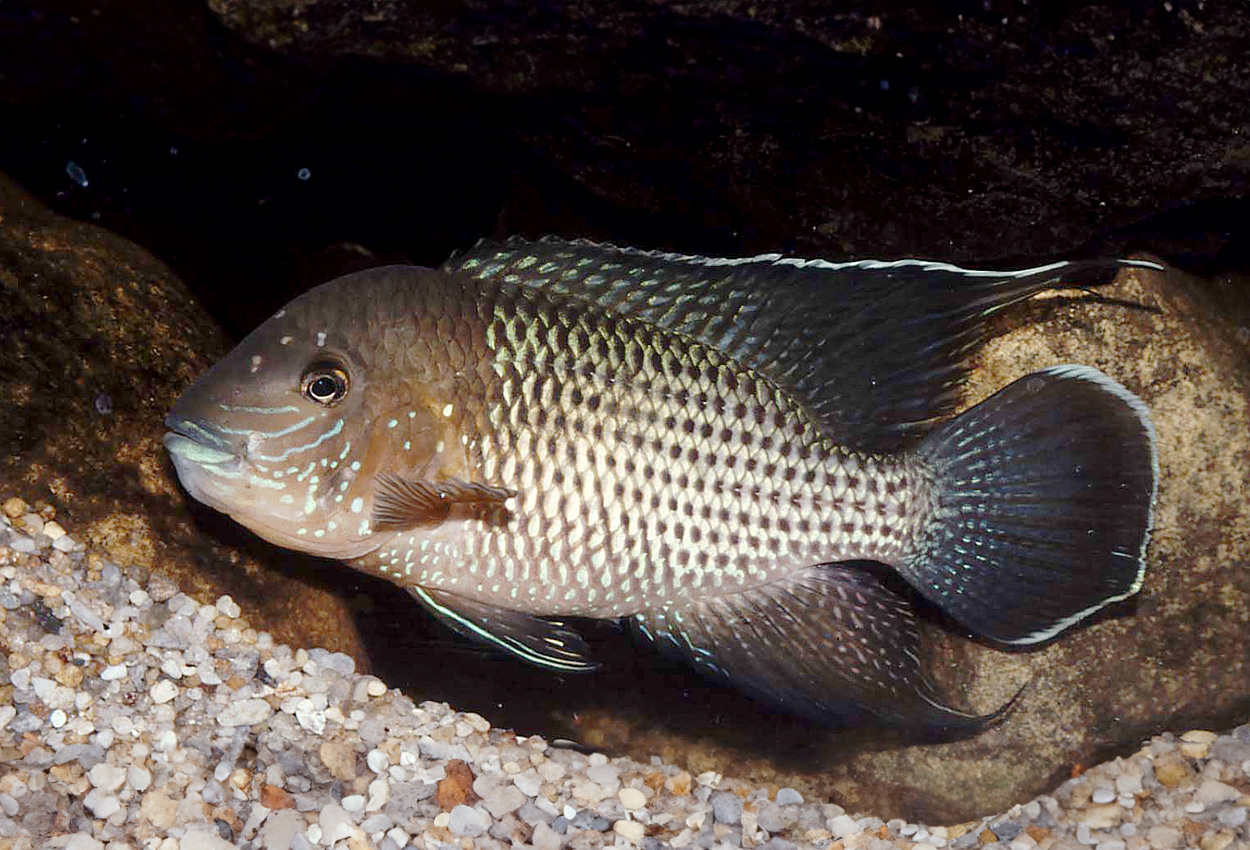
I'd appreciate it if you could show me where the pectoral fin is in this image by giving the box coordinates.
[632,565,1004,728]
[409,586,598,673]
[372,473,515,531]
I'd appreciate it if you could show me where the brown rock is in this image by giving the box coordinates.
[436,759,479,811]
[0,171,366,666]
[1154,751,1198,790]
[259,784,296,810]
[318,741,358,783]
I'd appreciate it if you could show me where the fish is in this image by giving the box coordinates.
[164,236,1160,727]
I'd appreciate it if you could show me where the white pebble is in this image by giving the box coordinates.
[215,595,241,618]
[217,698,273,727]
[32,677,56,702]
[62,834,104,850]
[366,749,390,774]
[88,763,127,792]
[513,770,542,797]
[52,535,77,553]
[1091,786,1116,804]
[1194,778,1239,805]
[342,794,365,813]
[366,778,390,811]
[462,712,490,732]
[41,521,66,540]
[619,787,647,810]
[447,804,486,837]
[101,664,127,681]
[828,814,860,838]
[613,819,646,843]
[775,787,804,806]
[1184,800,1205,813]
[366,678,387,697]
[128,765,152,792]
[49,709,67,728]
[83,788,120,819]
[149,679,178,704]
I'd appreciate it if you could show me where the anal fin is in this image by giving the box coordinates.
[632,565,997,728]
[409,586,598,673]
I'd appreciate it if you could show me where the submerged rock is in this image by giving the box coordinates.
[0,171,367,665]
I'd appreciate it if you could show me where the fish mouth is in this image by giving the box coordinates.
[162,416,243,471]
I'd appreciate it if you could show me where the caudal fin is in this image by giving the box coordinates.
[902,365,1157,645]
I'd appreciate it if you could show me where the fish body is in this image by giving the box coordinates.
[165,237,1159,726]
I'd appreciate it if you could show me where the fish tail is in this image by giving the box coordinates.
[901,365,1157,645]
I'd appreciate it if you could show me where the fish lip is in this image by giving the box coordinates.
[162,416,242,469]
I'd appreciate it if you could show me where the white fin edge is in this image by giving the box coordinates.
[1002,363,1159,646]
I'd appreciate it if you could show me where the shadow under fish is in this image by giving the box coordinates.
[163,236,1160,730]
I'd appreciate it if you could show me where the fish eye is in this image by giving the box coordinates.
[300,362,350,406]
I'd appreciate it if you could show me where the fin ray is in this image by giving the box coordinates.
[632,566,996,728]
[372,473,514,531]
[447,237,1154,451]
[904,365,1157,644]
[410,586,598,673]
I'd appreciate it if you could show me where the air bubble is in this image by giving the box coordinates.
[297,167,311,181]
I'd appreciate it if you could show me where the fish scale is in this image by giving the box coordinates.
[164,236,1158,727]
[423,281,915,617]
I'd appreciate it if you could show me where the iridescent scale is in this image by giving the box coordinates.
[369,280,921,617]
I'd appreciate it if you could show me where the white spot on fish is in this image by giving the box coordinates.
[297,528,307,535]
[280,494,294,504]
[387,419,398,429]
[442,403,453,417]
[403,441,411,451]
[350,497,364,514]
[317,331,327,347]
[435,440,444,454]
[350,461,361,471]
[304,496,316,515]
[250,355,262,374]
[280,336,293,346]
[313,529,325,538]
[408,411,417,418]
[357,519,370,535]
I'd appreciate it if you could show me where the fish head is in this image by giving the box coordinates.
[164,267,459,560]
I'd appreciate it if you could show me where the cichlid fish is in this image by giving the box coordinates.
[164,237,1159,727]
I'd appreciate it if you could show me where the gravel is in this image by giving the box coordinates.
[0,494,1247,850]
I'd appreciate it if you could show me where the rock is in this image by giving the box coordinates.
[448,804,487,837]
[180,825,237,850]
[216,698,273,727]
[259,809,306,850]
[532,820,564,850]
[1194,779,1240,806]
[711,791,744,824]
[318,742,358,783]
[481,783,527,818]
[619,787,647,811]
[613,819,646,843]
[0,172,367,667]
[436,759,478,811]
[1153,752,1197,790]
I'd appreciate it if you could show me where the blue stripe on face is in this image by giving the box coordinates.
[252,418,345,462]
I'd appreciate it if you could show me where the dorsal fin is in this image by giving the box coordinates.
[445,236,1158,452]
